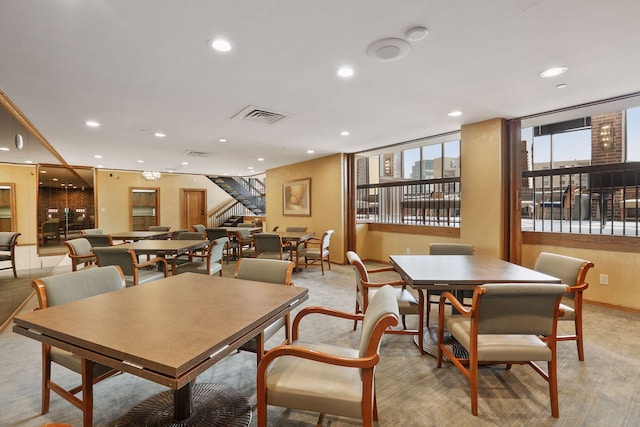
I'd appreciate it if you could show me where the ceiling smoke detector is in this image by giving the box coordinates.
[366,38,411,62]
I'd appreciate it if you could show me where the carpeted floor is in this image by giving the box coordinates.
[1,260,639,426]
[0,268,53,326]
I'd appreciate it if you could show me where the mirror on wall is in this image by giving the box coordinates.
[0,183,16,232]
[131,188,159,231]
[37,165,95,256]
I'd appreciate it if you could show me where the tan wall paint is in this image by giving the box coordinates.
[265,154,345,264]
[96,170,230,232]
[0,164,38,247]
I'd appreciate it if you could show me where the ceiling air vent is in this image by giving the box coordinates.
[232,105,291,125]
[183,150,210,157]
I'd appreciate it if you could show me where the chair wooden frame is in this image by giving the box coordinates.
[32,265,126,426]
[295,230,333,274]
[93,247,168,286]
[0,232,20,278]
[172,237,227,276]
[254,232,290,260]
[256,286,399,427]
[534,252,594,361]
[436,284,567,418]
[64,238,97,272]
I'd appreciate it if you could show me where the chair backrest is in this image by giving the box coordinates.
[320,230,334,250]
[41,220,60,234]
[0,231,19,248]
[192,224,206,232]
[473,283,568,336]
[171,229,188,239]
[177,231,206,240]
[81,228,103,235]
[253,233,284,255]
[429,243,474,255]
[358,285,399,361]
[64,237,93,257]
[206,228,229,240]
[235,258,294,285]
[210,237,228,263]
[149,226,171,232]
[83,234,114,247]
[33,265,125,308]
[92,246,136,275]
[285,226,308,232]
[346,250,369,294]
[534,252,594,288]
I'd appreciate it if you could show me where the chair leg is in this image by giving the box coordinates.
[42,346,51,414]
[353,301,360,331]
[548,360,560,418]
[81,358,94,427]
[470,359,479,416]
[575,314,585,361]
[255,332,265,367]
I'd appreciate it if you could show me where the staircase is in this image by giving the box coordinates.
[210,176,266,216]
[221,215,243,227]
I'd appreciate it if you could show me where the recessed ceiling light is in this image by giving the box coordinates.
[448,111,462,117]
[556,83,568,89]
[405,26,429,42]
[154,132,166,138]
[94,154,103,159]
[52,178,58,181]
[248,166,254,170]
[181,161,189,165]
[218,138,227,143]
[0,147,9,151]
[85,120,100,127]
[41,170,47,174]
[257,158,264,161]
[25,160,33,164]
[137,160,144,163]
[96,165,103,168]
[307,150,315,154]
[540,67,568,78]
[340,131,350,136]
[211,39,233,52]
[337,66,355,78]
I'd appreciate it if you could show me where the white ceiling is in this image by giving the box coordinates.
[1,0,640,176]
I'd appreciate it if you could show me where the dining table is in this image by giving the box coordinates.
[110,230,172,241]
[13,273,309,426]
[119,239,208,258]
[389,254,562,356]
[275,231,315,271]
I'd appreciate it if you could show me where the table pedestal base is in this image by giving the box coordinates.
[115,383,251,427]
[414,325,469,360]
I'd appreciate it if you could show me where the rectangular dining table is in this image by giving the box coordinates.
[13,273,309,426]
[110,230,171,241]
[119,239,208,257]
[389,254,562,354]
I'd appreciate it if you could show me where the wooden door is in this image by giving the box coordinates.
[182,189,206,230]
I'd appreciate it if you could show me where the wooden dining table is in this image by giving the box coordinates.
[389,254,562,355]
[13,273,309,426]
[275,231,315,271]
[110,230,171,241]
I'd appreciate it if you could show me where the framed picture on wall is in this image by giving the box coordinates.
[283,178,311,216]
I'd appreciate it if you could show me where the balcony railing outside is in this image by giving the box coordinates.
[521,162,640,236]
[356,177,461,226]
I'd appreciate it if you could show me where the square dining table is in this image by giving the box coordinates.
[13,273,308,426]
[389,254,561,355]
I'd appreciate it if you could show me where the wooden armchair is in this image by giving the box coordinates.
[256,285,399,427]
[235,258,295,364]
[172,237,228,276]
[437,283,568,417]
[92,246,168,287]
[295,229,333,274]
[64,237,97,271]
[254,232,289,260]
[0,231,20,278]
[32,265,126,426]
[534,251,594,360]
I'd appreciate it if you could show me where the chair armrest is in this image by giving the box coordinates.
[260,344,379,371]
[567,282,588,293]
[366,266,396,274]
[362,278,406,288]
[438,291,471,317]
[292,306,364,340]
[67,253,97,261]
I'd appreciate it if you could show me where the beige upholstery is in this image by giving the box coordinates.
[254,232,290,260]
[172,237,227,276]
[32,265,126,425]
[235,258,295,364]
[64,238,97,272]
[426,243,475,326]
[0,231,20,278]
[347,250,421,337]
[83,234,114,248]
[228,228,256,259]
[80,228,103,235]
[534,252,594,360]
[256,285,399,427]
[437,283,568,418]
[148,225,170,232]
[170,229,188,240]
[285,226,308,232]
[92,246,168,287]
[296,229,333,274]
[192,224,206,232]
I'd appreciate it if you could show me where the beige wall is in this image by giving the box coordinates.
[0,164,38,246]
[265,154,346,264]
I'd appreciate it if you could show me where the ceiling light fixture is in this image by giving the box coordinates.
[141,171,162,181]
[307,150,315,154]
[85,120,100,127]
[337,66,355,78]
[154,132,166,137]
[218,138,227,143]
[366,38,411,62]
[257,158,264,161]
[556,83,568,89]
[0,147,9,151]
[540,67,568,78]
[405,26,428,42]
[448,111,462,117]
[211,39,233,52]
[340,131,350,136]
[94,154,103,159]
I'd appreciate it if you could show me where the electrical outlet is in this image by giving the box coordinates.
[600,274,609,285]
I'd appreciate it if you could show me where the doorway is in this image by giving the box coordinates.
[182,189,206,230]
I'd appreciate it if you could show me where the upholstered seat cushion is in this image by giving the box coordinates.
[257,252,291,260]
[266,341,363,419]
[125,269,166,287]
[445,315,552,361]
[361,287,418,316]
[173,261,222,276]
